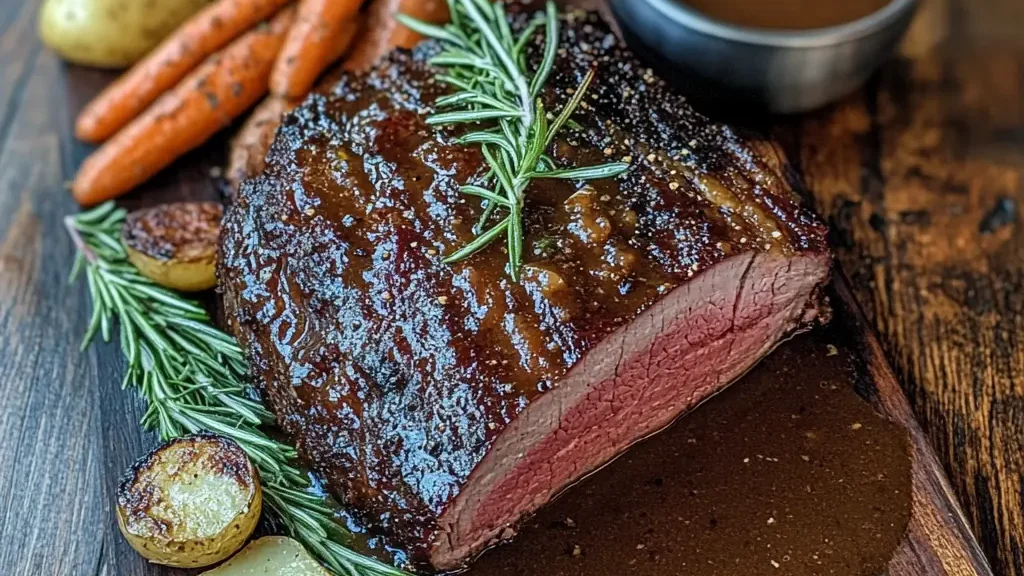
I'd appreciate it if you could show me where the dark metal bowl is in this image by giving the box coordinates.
[610,0,918,114]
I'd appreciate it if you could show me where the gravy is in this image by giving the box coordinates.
[680,0,894,30]
[465,329,913,576]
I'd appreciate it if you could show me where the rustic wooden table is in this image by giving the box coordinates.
[0,0,1021,575]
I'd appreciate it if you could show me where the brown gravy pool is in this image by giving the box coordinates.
[680,0,894,30]
[462,330,913,576]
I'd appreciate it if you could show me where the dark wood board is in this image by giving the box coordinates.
[0,0,1013,575]
[775,1,1024,574]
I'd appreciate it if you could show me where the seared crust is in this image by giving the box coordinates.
[219,10,829,567]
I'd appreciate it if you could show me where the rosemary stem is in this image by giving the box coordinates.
[64,215,98,265]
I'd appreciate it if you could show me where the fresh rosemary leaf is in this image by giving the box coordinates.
[435,91,478,107]
[547,67,595,148]
[509,213,524,271]
[426,108,520,124]
[430,54,501,74]
[436,73,476,92]
[476,200,498,234]
[457,131,517,156]
[481,145,516,200]
[529,2,560,97]
[404,0,631,279]
[393,14,462,45]
[523,99,548,171]
[461,185,511,205]
[66,203,410,576]
[434,91,519,113]
[531,163,632,181]
[492,2,514,45]
[443,216,512,263]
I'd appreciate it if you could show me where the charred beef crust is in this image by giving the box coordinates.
[219,10,828,568]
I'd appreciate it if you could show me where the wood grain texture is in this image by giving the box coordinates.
[0,3,104,575]
[0,0,1011,575]
[786,1,1024,573]
[60,58,224,576]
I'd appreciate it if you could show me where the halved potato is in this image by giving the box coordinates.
[122,202,222,292]
[117,433,262,568]
[201,537,331,576]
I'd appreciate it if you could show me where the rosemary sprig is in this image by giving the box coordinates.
[66,202,408,576]
[398,0,630,281]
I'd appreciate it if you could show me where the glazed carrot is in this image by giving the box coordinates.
[270,0,362,99]
[227,95,295,190]
[72,8,296,207]
[75,0,294,144]
[343,0,449,73]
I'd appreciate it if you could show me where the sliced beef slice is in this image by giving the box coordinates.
[219,10,830,572]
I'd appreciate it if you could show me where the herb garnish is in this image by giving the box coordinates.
[398,0,629,281]
[66,202,408,576]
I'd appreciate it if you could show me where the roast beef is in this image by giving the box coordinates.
[219,9,830,572]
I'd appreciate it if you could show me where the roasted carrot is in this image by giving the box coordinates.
[270,0,362,99]
[72,8,296,207]
[226,95,295,190]
[75,0,294,144]
[388,0,450,51]
[343,0,449,73]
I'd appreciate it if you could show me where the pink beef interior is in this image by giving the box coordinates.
[432,251,828,567]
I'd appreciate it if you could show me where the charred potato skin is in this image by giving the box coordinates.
[123,202,222,292]
[117,433,262,568]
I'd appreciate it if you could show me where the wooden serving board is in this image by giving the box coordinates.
[0,1,993,575]
[56,81,991,576]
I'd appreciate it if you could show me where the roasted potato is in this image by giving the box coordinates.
[117,433,262,568]
[201,537,331,576]
[39,0,209,69]
[122,202,222,292]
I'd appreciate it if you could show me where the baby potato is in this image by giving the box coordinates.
[39,0,209,69]
[117,433,262,568]
[122,201,222,292]
[201,537,331,576]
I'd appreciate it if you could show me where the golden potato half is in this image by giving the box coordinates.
[117,433,262,568]
[202,537,331,576]
[122,201,222,292]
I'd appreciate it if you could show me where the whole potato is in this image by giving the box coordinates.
[39,0,210,68]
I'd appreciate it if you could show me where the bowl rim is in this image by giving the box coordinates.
[630,0,918,48]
